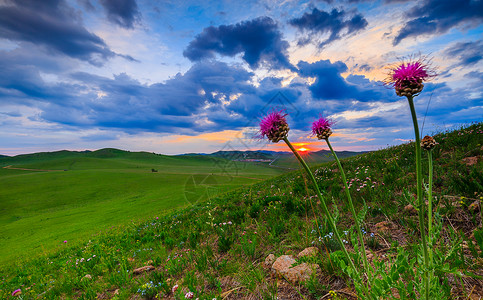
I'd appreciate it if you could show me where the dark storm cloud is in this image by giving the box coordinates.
[297,59,389,101]
[1,44,479,137]
[99,0,140,29]
[444,40,483,67]
[393,0,483,45]
[183,17,295,71]
[289,7,368,48]
[0,0,116,65]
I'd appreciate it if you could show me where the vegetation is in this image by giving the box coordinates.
[0,123,482,299]
[0,149,283,265]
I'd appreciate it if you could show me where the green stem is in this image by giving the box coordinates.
[326,138,370,276]
[428,150,433,261]
[407,95,430,300]
[283,137,362,280]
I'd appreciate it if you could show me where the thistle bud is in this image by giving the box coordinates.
[421,135,437,150]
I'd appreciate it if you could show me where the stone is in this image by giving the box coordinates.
[81,274,92,281]
[284,263,320,283]
[461,156,479,166]
[404,204,417,215]
[375,221,394,233]
[297,247,319,258]
[272,255,296,275]
[263,254,276,269]
[271,255,319,284]
[132,265,155,275]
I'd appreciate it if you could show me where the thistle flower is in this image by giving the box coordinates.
[421,135,437,151]
[259,110,289,143]
[12,289,21,296]
[312,116,333,140]
[386,57,435,97]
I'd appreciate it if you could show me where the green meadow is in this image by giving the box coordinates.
[0,125,482,299]
[0,149,284,265]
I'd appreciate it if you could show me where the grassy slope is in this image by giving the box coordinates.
[0,149,284,265]
[0,124,482,299]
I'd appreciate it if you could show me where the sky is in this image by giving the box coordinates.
[0,0,482,156]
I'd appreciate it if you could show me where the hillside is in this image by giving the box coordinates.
[0,149,285,266]
[0,123,482,299]
[205,149,364,169]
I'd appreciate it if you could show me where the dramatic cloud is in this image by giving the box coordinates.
[0,0,115,65]
[8,61,256,133]
[100,0,140,29]
[183,17,294,70]
[444,40,483,67]
[394,0,483,45]
[297,59,389,101]
[289,8,368,48]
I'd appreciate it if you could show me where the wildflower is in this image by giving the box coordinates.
[12,289,21,296]
[185,291,194,299]
[172,284,178,294]
[63,240,67,243]
[312,116,333,140]
[259,110,290,143]
[421,135,438,150]
[386,57,435,97]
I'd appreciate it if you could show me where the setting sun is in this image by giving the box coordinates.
[298,147,309,152]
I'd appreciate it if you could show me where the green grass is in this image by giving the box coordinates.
[0,124,482,299]
[0,150,284,265]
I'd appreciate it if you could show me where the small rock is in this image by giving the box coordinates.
[461,156,479,166]
[375,221,394,233]
[271,255,319,284]
[404,204,418,215]
[297,247,319,258]
[264,254,276,269]
[133,265,155,275]
[469,201,480,213]
[284,263,320,283]
[272,255,296,276]
[366,252,374,261]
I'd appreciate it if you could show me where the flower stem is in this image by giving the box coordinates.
[283,137,361,279]
[407,95,430,300]
[326,138,370,276]
[428,150,433,255]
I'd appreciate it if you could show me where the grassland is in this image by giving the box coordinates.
[0,124,482,299]
[0,149,284,265]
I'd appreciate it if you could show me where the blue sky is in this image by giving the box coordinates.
[0,0,482,155]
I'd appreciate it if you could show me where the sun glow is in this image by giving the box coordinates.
[298,147,309,152]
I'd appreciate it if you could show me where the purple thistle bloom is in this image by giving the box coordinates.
[386,57,435,97]
[259,110,290,143]
[12,289,21,296]
[312,116,334,140]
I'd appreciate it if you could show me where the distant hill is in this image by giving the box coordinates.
[202,149,366,168]
[0,147,367,170]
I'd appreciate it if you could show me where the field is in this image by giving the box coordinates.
[0,124,482,299]
[0,149,284,265]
